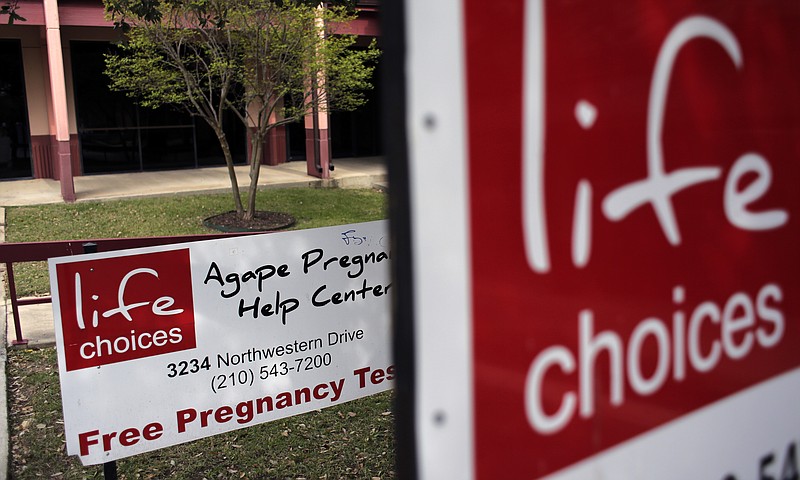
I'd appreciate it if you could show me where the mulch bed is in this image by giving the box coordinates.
[203,210,296,232]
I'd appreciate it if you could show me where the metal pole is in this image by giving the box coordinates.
[5,262,28,345]
[103,461,118,480]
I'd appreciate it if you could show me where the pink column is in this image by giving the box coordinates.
[246,125,288,166]
[43,0,75,202]
[267,125,287,165]
[304,105,331,179]
[304,6,332,180]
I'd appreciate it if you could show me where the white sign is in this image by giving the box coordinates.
[49,221,393,465]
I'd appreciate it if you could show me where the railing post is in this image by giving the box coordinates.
[5,262,29,346]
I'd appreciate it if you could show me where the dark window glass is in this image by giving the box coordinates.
[71,42,137,131]
[330,57,382,158]
[71,41,245,174]
[79,129,138,173]
[286,120,306,161]
[138,106,190,128]
[195,114,247,166]
[140,126,195,171]
[0,39,32,179]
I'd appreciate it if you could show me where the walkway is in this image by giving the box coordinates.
[0,156,387,206]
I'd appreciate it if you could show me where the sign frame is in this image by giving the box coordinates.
[50,221,394,465]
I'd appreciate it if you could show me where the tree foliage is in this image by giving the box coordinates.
[104,0,379,220]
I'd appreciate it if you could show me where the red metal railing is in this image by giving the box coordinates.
[0,233,257,346]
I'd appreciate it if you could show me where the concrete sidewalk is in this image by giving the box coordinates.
[0,156,387,478]
[0,156,387,206]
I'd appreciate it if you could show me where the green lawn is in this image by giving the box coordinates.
[5,188,395,479]
[5,188,387,297]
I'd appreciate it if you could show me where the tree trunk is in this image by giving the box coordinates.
[215,128,244,216]
[243,134,264,222]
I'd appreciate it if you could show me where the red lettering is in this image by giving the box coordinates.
[118,427,139,447]
[79,430,100,456]
[353,366,370,388]
[353,366,396,388]
[371,368,385,384]
[215,406,234,424]
[176,408,197,433]
[102,431,118,452]
[142,422,163,441]
[313,383,329,399]
[200,409,214,427]
[77,422,164,457]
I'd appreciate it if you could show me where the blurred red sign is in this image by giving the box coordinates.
[464,1,800,478]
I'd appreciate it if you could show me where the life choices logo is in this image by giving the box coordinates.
[55,249,197,371]
[463,1,800,478]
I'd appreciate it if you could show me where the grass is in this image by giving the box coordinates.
[5,188,387,297]
[8,349,395,479]
[5,188,394,479]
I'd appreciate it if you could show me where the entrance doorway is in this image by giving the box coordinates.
[330,58,382,158]
[0,39,32,179]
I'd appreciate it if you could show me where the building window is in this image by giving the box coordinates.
[70,41,245,174]
[330,53,382,159]
[0,39,32,179]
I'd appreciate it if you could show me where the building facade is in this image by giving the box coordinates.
[0,0,380,200]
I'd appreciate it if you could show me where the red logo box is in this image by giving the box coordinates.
[55,249,196,371]
[464,1,800,478]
